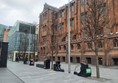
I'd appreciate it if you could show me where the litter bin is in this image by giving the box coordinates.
[74,62,91,77]
[44,59,50,69]
[29,59,34,66]
[23,58,28,64]
[54,61,61,71]
[53,61,64,72]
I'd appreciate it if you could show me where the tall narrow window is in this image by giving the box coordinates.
[77,43,81,49]
[70,18,74,28]
[98,41,103,48]
[43,12,47,21]
[41,47,42,55]
[71,3,74,12]
[59,46,61,50]
[60,23,64,29]
[64,45,66,50]
[62,10,64,17]
[113,38,118,47]
[60,9,64,17]
[87,42,92,49]
[43,47,45,55]
[73,35,76,40]
[71,44,74,50]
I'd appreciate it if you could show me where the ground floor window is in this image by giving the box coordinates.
[86,57,91,64]
[98,58,103,65]
[76,57,80,63]
[62,57,65,62]
[53,56,55,61]
[113,58,118,65]
[71,57,73,63]
[58,57,60,61]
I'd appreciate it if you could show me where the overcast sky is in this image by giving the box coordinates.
[0,0,71,26]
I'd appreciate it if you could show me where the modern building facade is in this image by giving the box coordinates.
[8,21,37,61]
[38,0,118,66]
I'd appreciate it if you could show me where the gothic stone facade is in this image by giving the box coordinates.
[39,0,118,66]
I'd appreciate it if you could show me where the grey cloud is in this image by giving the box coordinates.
[0,0,70,26]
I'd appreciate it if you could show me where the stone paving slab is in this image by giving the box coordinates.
[0,68,24,83]
[7,61,118,83]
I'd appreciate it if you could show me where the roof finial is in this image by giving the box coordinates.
[44,3,48,6]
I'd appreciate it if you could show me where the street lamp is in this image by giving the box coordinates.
[28,26,31,61]
[68,0,71,73]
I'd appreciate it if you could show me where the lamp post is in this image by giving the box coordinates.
[68,0,71,73]
[28,26,31,61]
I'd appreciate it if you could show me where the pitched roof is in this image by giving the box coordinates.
[43,3,58,12]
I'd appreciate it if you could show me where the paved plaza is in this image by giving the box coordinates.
[0,61,118,83]
[0,68,24,83]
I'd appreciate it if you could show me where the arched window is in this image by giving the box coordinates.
[113,38,118,47]
[77,43,81,49]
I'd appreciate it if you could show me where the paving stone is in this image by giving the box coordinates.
[7,61,118,83]
[0,68,24,83]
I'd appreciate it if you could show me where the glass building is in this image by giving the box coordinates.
[8,21,37,61]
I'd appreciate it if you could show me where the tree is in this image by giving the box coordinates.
[50,24,58,69]
[31,33,37,61]
[23,31,29,61]
[18,31,29,61]
[80,0,111,78]
[50,12,58,69]
[18,33,25,61]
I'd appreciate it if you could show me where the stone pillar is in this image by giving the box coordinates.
[13,52,16,62]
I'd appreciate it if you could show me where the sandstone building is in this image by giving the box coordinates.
[38,0,118,66]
